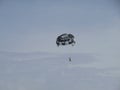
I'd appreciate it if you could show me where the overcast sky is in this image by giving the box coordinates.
[0,1,120,90]
[0,0,120,53]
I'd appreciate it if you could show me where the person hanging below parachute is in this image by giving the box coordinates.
[56,33,76,62]
[56,33,75,47]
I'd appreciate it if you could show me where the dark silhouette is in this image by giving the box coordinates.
[56,33,75,46]
[69,57,72,62]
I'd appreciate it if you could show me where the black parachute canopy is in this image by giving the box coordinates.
[56,33,75,46]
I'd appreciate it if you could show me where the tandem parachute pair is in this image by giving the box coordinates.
[56,33,75,47]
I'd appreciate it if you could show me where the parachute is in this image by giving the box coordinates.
[56,33,75,46]
[56,33,75,62]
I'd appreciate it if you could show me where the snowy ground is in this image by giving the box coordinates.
[0,52,120,90]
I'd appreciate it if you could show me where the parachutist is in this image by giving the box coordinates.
[69,57,71,62]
